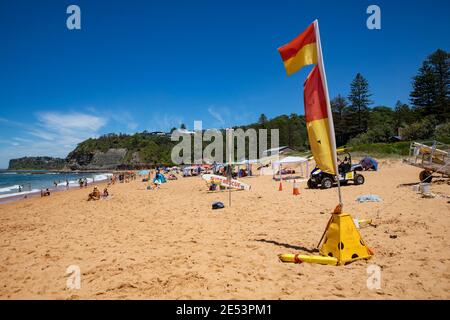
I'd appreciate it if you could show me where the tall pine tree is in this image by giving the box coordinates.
[393,100,414,132]
[347,73,373,135]
[410,49,450,121]
[331,95,348,146]
[258,114,268,128]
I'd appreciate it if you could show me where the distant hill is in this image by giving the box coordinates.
[8,156,66,170]
[66,132,177,170]
[64,115,310,170]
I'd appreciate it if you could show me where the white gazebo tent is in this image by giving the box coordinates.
[272,156,309,181]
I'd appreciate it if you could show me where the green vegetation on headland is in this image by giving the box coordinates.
[67,133,176,168]
[8,49,449,169]
[8,156,66,170]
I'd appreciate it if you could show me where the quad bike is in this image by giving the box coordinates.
[307,152,365,189]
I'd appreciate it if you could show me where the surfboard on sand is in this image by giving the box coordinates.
[202,174,251,191]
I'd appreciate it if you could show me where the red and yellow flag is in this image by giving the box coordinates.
[278,22,318,75]
[304,65,336,174]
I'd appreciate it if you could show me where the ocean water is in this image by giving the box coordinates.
[0,171,113,199]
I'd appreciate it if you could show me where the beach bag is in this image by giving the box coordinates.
[212,201,224,210]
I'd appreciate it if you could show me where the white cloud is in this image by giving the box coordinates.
[37,112,106,132]
[33,112,108,146]
[0,117,24,127]
[0,112,108,168]
[147,113,183,132]
[109,111,139,131]
[208,106,225,125]
[13,137,32,143]
[207,105,233,128]
[27,129,56,141]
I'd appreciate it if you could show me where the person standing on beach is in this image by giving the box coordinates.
[66,180,69,189]
[54,181,58,189]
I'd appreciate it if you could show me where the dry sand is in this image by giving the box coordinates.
[0,159,449,299]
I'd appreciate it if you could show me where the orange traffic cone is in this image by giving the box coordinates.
[278,181,283,191]
[293,180,300,195]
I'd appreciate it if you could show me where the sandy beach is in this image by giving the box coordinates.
[0,159,449,299]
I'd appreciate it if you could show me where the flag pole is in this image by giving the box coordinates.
[313,19,343,208]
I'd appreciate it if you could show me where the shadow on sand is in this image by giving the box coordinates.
[255,239,319,254]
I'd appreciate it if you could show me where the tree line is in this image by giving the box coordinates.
[254,48,449,149]
[332,48,449,145]
[66,49,448,167]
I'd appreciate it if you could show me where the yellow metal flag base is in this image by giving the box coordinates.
[279,209,373,266]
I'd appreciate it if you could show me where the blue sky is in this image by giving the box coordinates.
[0,0,449,168]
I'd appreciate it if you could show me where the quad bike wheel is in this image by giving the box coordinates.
[354,174,365,185]
[419,170,433,183]
[321,177,333,189]
[307,179,317,189]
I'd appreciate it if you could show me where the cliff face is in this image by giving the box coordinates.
[8,156,66,170]
[66,148,144,170]
[9,149,149,171]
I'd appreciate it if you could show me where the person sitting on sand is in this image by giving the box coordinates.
[168,173,177,180]
[102,188,109,198]
[41,188,51,197]
[87,186,101,201]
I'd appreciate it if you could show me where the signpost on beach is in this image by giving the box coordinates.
[226,128,233,207]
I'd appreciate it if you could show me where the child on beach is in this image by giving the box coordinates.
[41,188,51,197]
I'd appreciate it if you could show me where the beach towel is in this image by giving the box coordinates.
[356,194,381,203]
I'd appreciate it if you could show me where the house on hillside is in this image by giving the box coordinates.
[149,131,169,136]
[262,146,294,157]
